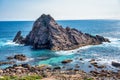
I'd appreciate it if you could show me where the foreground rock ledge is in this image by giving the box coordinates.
[13,14,110,50]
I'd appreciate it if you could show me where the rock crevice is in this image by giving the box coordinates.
[13,14,110,50]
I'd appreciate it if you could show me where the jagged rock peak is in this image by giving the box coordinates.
[34,14,56,26]
[37,14,54,21]
[13,14,110,51]
[13,31,24,44]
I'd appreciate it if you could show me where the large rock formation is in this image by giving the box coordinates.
[13,14,110,50]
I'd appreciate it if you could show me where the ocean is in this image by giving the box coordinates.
[0,20,120,72]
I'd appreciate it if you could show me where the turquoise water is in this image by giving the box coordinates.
[0,20,120,72]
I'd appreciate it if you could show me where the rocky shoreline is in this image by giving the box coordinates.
[0,62,120,80]
[0,54,120,80]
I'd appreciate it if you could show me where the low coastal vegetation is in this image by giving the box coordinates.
[0,75,94,80]
[0,75,42,80]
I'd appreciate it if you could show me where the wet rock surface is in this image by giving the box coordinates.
[14,54,27,61]
[112,61,120,68]
[7,54,27,61]
[13,14,110,50]
[0,61,15,66]
[61,59,73,64]
[13,31,24,44]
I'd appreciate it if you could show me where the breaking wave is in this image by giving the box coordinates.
[0,40,20,47]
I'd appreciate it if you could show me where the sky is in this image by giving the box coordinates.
[0,0,120,21]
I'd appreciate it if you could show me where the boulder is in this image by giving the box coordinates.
[16,69,22,73]
[0,69,3,74]
[79,58,83,60]
[7,56,14,60]
[89,59,95,62]
[13,14,110,50]
[21,64,31,69]
[53,66,61,70]
[61,59,73,64]
[112,61,120,67]
[7,54,27,61]
[14,54,27,61]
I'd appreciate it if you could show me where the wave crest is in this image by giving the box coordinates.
[0,40,20,47]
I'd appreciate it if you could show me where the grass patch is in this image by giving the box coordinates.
[84,78,93,80]
[0,75,42,80]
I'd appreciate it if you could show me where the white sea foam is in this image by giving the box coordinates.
[5,40,19,46]
[16,57,34,63]
[0,40,20,46]
[55,37,120,55]
[96,57,120,71]
[55,45,92,55]
[107,37,120,42]
[103,37,120,48]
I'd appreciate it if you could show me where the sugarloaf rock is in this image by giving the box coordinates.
[13,14,110,50]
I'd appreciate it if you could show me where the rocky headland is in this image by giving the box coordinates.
[13,14,110,50]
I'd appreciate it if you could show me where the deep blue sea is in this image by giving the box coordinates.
[0,20,120,72]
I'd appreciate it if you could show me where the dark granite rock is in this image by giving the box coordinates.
[7,56,14,60]
[14,54,27,61]
[13,14,110,50]
[112,61,120,67]
[7,54,27,61]
[61,59,73,64]
[53,66,61,70]
[21,64,31,69]
[13,31,25,44]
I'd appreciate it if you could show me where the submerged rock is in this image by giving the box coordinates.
[13,14,110,50]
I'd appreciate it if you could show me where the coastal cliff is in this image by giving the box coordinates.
[13,14,110,50]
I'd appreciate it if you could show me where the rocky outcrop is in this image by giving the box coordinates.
[13,31,24,44]
[7,54,27,61]
[13,14,110,50]
[14,54,27,61]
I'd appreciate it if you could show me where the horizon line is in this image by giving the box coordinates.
[0,19,120,21]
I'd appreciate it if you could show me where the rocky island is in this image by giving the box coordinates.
[13,14,110,50]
